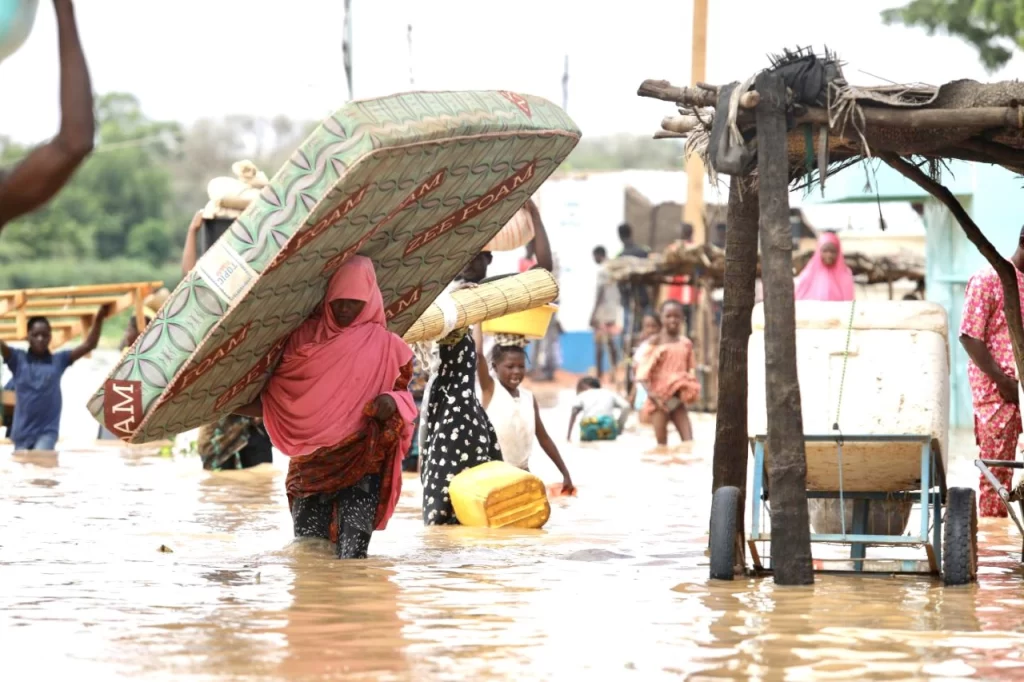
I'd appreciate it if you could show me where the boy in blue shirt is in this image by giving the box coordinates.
[1,305,110,451]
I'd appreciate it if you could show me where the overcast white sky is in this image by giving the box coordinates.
[1,0,1022,145]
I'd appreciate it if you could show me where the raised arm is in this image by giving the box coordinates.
[472,325,494,404]
[70,304,110,363]
[180,211,204,274]
[0,0,94,229]
[525,199,553,272]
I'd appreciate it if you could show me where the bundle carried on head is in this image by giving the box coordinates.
[202,160,269,221]
[492,332,529,348]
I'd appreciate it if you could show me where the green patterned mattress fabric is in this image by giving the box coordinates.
[88,90,579,443]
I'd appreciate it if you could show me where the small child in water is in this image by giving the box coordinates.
[628,313,662,416]
[566,376,631,442]
[474,327,574,493]
[636,300,700,446]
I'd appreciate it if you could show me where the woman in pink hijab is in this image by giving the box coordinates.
[236,256,417,559]
[794,232,855,301]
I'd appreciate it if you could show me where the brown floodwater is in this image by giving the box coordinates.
[3,394,1024,681]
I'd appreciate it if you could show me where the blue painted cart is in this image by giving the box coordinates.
[709,433,978,585]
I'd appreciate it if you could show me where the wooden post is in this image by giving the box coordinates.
[711,179,760,573]
[755,71,814,586]
[684,0,708,244]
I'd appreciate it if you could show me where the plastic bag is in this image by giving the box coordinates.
[0,0,39,64]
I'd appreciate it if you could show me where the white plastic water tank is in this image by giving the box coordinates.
[748,300,950,495]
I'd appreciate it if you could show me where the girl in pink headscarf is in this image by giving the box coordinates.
[236,256,417,559]
[794,232,855,301]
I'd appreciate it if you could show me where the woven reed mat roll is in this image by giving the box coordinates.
[402,269,558,344]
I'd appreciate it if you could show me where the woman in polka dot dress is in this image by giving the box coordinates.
[421,327,502,525]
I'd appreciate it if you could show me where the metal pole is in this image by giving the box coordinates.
[343,0,353,101]
[562,54,569,112]
[408,24,415,88]
[684,0,708,245]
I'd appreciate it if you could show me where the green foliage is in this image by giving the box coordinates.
[882,0,1024,70]
[0,258,182,291]
[563,134,686,171]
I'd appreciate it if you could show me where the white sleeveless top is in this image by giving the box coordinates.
[486,380,535,470]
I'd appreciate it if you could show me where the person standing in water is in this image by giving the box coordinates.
[235,257,417,559]
[420,301,503,525]
[959,225,1024,517]
[474,328,574,492]
[590,245,620,384]
[0,0,94,230]
[2,306,110,451]
[794,231,855,301]
[628,313,662,422]
[636,301,700,446]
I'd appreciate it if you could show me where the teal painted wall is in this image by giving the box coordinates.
[805,161,1024,429]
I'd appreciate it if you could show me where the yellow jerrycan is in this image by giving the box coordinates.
[449,460,550,529]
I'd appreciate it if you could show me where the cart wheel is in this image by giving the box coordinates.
[710,486,740,581]
[942,487,978,586]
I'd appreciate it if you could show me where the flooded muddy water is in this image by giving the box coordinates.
[3,366,1024,680]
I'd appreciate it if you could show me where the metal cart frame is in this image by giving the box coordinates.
[746,433,947,575]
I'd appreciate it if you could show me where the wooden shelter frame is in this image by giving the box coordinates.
[639,54,1024,585]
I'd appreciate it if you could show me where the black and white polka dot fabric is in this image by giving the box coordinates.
[421,333,501,525]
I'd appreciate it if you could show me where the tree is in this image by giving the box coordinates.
[881,0,1024,70]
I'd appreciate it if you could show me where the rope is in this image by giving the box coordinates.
[833,300,856,436]
[833,300,856,536]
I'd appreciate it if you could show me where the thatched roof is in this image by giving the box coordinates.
[605,240,924,288]
[639,50,1024,180]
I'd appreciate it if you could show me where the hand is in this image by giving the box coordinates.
[589,315,598,330]
[188,210,203,234]
[372,394,398,422]
[452,280,478,293]
[561,476,575,495]
[997,374,1020,404]
[96,303,114,319]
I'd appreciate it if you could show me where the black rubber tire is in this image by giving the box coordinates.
[710,486,741,580]
[942,487,979,586]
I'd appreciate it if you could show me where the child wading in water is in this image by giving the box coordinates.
[3,306,110,451]
[628,313,662,420]
[567,376,631,442]
[636,301,700,446]
[474,327,574,493]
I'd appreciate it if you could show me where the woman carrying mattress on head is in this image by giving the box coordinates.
[234,256,418,559]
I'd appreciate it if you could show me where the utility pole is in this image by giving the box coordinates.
[343,0,353,101]
[562,54,569,112]
[685,0,708,244]
[407,24,415,88]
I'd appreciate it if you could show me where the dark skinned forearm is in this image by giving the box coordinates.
[526,199,553,272]
[960,334,1008,381]
[0,0,94,227]
[54,0,94,152]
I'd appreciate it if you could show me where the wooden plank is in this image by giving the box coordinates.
[1,306,103,318]
[0,281,162,299]
[755,70,813,586]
